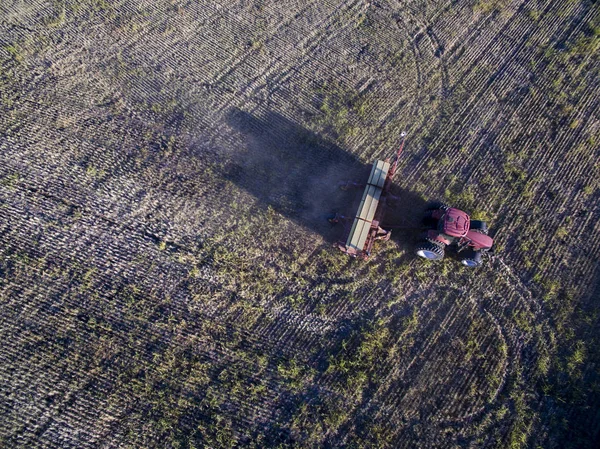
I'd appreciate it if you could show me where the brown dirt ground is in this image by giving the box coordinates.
[1,0,599,448]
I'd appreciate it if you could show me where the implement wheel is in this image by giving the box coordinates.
[415,242,445,261]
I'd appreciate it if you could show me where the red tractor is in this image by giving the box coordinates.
[416,203,493,267]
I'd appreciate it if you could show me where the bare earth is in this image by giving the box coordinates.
[1,0,599,448]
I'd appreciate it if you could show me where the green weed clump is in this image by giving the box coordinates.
[473,0,510,14]
[315,80,368,141]
[326,317,392,398]
[2,44,23,63]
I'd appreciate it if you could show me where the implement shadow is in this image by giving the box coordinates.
[225,109,361,242]
[225,108,428,248]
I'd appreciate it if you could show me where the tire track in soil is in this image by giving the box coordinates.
[353,0,454,160]
[344,285,512,444]
[419,1,535,145]
[411,17,534,177]
[394,12,424,120]
[441,289,511,424]
[208,0,371,122]
[2,86,356,392]
[0,178,349,410]
[343,2,466,158]
[413,0,584,168]
[341,251,552,446]
[489,255,540,313]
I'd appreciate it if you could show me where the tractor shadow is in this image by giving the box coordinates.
[225,109,428,246]
[380,183,429,260]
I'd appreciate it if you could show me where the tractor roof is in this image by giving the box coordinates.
[443,208,470,238]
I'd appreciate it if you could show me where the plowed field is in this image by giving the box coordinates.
[1,0,599,448]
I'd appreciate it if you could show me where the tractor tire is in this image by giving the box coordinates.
[460,249,482,267]
[470,220,488,235]
[422,214,438,229]
[415,242,445,261]
[425,201,449,212]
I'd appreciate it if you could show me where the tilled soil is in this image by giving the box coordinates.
[1,0,599,448]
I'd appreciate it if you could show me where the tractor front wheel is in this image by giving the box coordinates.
[415,242,445,261]
[460,249,482,267]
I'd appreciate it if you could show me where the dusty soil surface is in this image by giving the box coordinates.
[1,0,599,448]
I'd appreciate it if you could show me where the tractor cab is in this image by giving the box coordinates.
[428,207,469,243]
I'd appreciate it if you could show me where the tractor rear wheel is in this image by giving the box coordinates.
[415,242,445,261]
[460,249,482,267]
[425,201,449,211]
[422,214,439,229]
[470,220,488,234]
